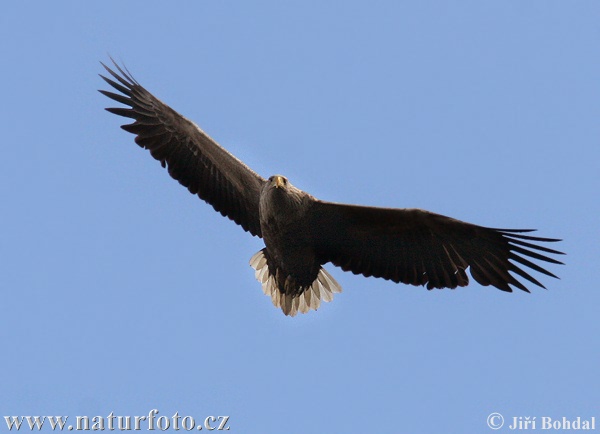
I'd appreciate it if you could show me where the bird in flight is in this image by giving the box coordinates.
[99,60,564,317]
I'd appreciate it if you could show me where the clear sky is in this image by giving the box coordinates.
[2,1,598,433]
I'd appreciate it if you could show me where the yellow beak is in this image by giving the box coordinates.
[274,176,285,188]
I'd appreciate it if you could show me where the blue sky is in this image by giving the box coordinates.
[1,1,599,433]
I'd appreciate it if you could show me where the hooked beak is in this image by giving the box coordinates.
[273,175,285,189]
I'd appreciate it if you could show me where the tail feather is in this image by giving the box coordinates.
[249,249,342,316]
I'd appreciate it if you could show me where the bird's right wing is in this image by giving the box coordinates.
[310,200,564,292]
[99,61,266,237]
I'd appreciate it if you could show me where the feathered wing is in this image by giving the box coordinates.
[310,201,564,292]
[99,61,266,237]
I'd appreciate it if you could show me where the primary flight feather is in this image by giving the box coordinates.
[99,60,564,316]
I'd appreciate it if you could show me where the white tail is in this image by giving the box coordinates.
[249,250,342,316]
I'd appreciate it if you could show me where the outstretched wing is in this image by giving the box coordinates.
[310,201,564,292]
[99,60,266,237]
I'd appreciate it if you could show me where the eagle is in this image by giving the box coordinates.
[99,60,564,317]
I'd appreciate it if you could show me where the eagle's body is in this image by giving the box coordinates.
[259,176,320,290]
[99,60,564,316]
[255,176,341,315]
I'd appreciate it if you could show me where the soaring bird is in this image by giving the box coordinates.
[99,61,564,317]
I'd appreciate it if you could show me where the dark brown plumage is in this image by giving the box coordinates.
[99,60,564,316]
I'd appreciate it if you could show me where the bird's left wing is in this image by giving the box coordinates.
[99,61,266,237]
[310,200,564,292]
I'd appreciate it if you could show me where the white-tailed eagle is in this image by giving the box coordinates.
[100,61,564,316]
